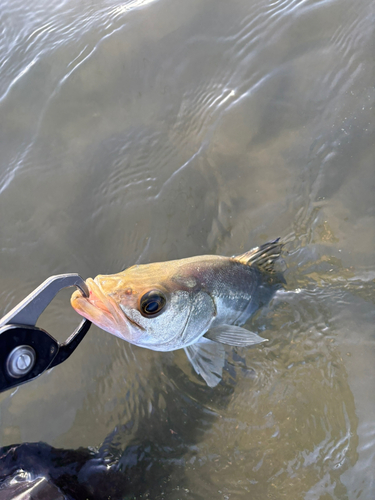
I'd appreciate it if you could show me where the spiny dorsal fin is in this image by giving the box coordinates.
[232,238,283,273]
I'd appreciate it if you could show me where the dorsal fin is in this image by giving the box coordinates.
[232,238,283,273]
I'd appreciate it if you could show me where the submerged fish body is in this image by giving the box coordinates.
[71,239,284,386]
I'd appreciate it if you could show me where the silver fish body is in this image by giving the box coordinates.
[71,239,284,386]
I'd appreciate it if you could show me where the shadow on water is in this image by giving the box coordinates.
[0,359,236,499]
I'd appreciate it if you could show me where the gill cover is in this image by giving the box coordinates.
[118,290,216,351]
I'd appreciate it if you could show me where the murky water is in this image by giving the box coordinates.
[0,0,374,498]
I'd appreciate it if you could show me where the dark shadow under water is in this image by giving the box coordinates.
[0,358,235,500]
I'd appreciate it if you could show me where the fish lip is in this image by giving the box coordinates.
[93,278,145,332]
[88,278,115,312]
[71,278,146,341]
[71,278,124,331]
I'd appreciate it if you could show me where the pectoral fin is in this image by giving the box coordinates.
[184,340,225,388]
[204,325,268,346]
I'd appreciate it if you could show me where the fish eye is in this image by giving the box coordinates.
[140,290,167,317]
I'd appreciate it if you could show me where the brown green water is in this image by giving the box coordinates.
[0,0,374,498]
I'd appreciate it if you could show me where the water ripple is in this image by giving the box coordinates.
[0,0,158,102]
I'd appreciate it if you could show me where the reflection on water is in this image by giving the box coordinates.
[0,0,374,498]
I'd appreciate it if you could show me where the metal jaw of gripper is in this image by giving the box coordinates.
[0,274,91,394]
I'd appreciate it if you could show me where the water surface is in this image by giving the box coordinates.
[0,0,374,498]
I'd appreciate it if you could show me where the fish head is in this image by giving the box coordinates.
[70,261,214,350]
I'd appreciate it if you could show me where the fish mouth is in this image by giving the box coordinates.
[71,278,130,337]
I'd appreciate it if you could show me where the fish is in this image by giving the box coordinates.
[71,239,284,387]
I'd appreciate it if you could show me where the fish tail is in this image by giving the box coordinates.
[232,238,283,274]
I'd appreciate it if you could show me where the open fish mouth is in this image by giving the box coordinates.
[71,278,128,336]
